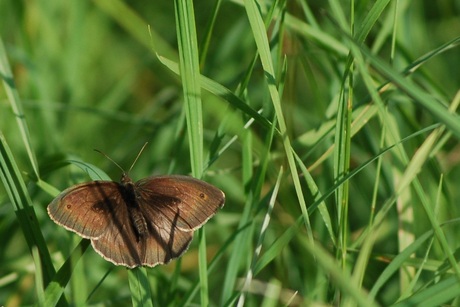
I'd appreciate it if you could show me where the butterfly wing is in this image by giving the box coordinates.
[134,175,224,266]
[90,217,144,268]
[135,175,225,232]
[141,216,193,267]
[47,181,122,239]
[92,214,194,268]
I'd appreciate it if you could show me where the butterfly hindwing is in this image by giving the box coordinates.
[142,217,193,267]
[91,218,143,268]
[91,197,194,267]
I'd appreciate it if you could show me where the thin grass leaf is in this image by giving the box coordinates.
[0,38,40,179]
[344,32,460,138]
[294,151,336,246]
[32,246,45,306]
[128,267,153,307]
[220,114,256,304]
[198,0,222,67]
[399,232,435,301]
[285,14,348,56]
[157,55,274,131]
[174,1,209,305]
[221,112,278,303]
[354,0,392,44]
[309,125,439,218]
[253,217,302,275]
[182,223,252,305]
[244,0,313,248]
[391,276,460,307]
[393,121,460,280]
[0,133,56,287]
[303,238,379,307]
[237,167,283,307]
[42,240,90,306]
[93,0,177,58]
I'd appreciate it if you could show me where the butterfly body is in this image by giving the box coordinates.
[48,174,225,268]
[118,174,149,239]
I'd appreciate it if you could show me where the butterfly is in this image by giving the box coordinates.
[48,173,225,268]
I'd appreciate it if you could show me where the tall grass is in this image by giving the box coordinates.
[1,0,460,306]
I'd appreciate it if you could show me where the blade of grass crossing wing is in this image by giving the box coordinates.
[174,0,203,177]
[174,0,209,305]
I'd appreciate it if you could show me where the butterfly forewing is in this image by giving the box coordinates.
[48,181,123,239]
[136,175,225,231]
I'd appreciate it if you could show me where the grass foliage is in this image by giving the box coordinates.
[1,0,460,306]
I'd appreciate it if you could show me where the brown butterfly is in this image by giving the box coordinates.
[47,151,225,268]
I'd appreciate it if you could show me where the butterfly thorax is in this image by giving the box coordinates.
[120,173,148,239]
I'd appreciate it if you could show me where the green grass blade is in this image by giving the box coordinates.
[94,0,177,58]
[174,0,208,305]
[237,167,283,306]
[128,267,154,307]
[42,240,90,306]
[303,238,379,307]
[392,276,460,307]
[157,55,274,131]
[346,33,460,138]
[0,37,40,178]
[244,0,313,245]
[0,133,55,287]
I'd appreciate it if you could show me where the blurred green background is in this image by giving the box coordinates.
[1,0,460,306]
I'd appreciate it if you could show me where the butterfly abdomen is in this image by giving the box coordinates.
[120,180,149,239]
[130,208,148,238]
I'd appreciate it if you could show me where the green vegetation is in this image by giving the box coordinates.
[1,0,460,306]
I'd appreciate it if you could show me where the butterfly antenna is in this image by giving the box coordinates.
[94,149,126,174]
[128,142,148,173]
